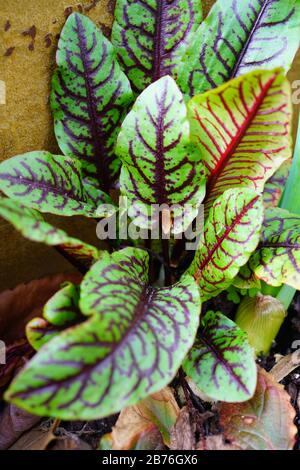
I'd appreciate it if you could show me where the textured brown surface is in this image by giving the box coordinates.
[0,0,299,289]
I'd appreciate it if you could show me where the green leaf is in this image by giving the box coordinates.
[0,197,99,267]
[187,69,292,213]
[111,0,203,93]
[0,151,111,218]
[177,0,300,97]
[26,318,62,352]
[43,283,81,327]
[263,160,292,208]
[51,13,133,190]
[183,311,257,402]
[26,283,83,351]
[249,207,300,289]
[6,248,201,420]
[116,76,206,233]
[188,189,263,302]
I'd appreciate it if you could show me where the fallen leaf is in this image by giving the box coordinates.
[0,272,82,342]
[169,406,196,451]
[9,425,55,450]
[270,353,300,382]
[49,433,92,450]
[0,339,34,398]
[196,435,242,450]
[0,403,40,449]
[219,367,297,450]
[101,387,179,450]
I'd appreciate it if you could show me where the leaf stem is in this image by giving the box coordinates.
[161,237,172,286]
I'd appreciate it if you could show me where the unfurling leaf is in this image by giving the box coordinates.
[112,0,202,93]
[26,318,62,351]
[177,0,300,97]
[51,13,133,190]
[235,294,286,355]
[188,69,292,213]
[26,283,83,351]
[0,152,110,218]
[101,387,179,450]
[219,367,297,450]
[43,283,81,327]
[249,207,300,288]
[6,248,200,420]
[188,189,263,302]
[0,198,99,267]
[263,160,291,208]
[116,76,206,233]
[183,311,256,402]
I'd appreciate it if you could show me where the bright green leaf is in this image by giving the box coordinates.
[188,189,263,302]
[6,248,201,420]
[116,76,206,234]
[51,13,133,190]
[183,311,257,402]
[177,0,300,97]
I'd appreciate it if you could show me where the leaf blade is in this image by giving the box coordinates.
[183,311,257,402]
[0,197,99,267]
[117,76,205,233]
[188,69,292,213]
[51,13,133,189]
[6,248,201,419]
[0,152,110,218]
[177,0,300,97]
[188,189,263,302]
[112,0,203,93]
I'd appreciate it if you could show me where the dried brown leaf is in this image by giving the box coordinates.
[219,367,297,450]
[270,353,300,382]
[9,425,55,450]
[169,406,196,450]
[196,435,242,450]
[0,403,40,449]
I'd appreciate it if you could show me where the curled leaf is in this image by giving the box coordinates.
[6,248,200,420]
[0,198,99,268]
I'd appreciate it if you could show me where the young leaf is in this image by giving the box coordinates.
[188,189,263,302]
[0,152,111,218]
[177,0,300,97]
[249,207,300,289]
[26,318,62,351]
[263,160,291,208]
[219,367,297,450]
[27,283,83,351]
[0,198,99,267]
[111,0,203,93]
[6,248,201,420]
[116,76,206,233]
[51,13,133,190]
[43,283,81,327]
[188,69,292,213]
[183,311,256,403]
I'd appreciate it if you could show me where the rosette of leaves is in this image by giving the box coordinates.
[1,1,300,429]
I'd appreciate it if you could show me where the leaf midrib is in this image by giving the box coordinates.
[230,0,270,78]
[194,195,260,280]
[204,73,277,204]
